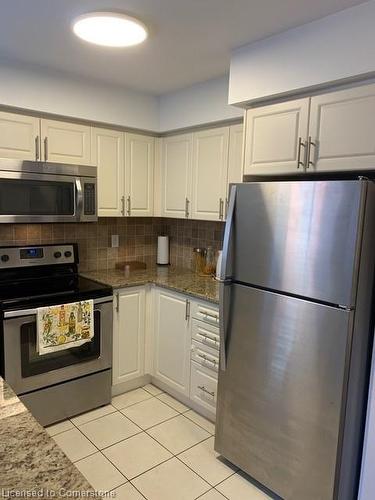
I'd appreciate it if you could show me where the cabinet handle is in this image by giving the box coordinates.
[185,299,190,321]
[35,136,40,161]
[185,197,190,218]
[127,196,131,216]
[198,385,215,397]
[115,293,120,313]
[219,198,224,220]
[44,137,48,161]
[197,332,219,344]
[224,198,228,219]
[201,310,219,321]
[297,137,306,169]
[121,196,125,216]
[306,136,316,168]
[197,353,218,367]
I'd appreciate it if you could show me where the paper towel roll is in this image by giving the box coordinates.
[157,236,169,265]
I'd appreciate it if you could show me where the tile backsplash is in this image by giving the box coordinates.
[0,218,224,272]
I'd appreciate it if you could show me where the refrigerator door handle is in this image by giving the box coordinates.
[219,184,237,371]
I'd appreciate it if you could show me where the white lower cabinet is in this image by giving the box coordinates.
[152,288,191,397]
[112,287,145,386]
[113,285,219,418]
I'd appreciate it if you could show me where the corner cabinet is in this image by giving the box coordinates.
[191,127,229,221]
[161,134,193,219]
[161,124,243,221]
[125,133,154,217]
[91,127,124,217]
[244,82,375,175]
[152,288,191,397]
[112,287,145,386]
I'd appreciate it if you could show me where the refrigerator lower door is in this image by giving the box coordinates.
[215,284,353,500]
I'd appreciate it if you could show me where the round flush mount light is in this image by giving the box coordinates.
[72,12,148,47]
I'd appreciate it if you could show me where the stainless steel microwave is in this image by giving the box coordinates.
[0,159,97,223]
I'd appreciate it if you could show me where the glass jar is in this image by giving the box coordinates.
[203,246,216,276]
[192,248,206,274]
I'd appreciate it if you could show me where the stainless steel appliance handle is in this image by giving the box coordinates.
[198,385,215,397]
[3,296,113,318]
[44,137,48,161]
[297,137,306,169]
[218,184,237,371]
[35,136,40,161]
[127,196,131,216]
[75,178,83,219]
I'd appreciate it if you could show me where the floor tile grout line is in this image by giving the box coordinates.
[71,449,100,464]
[182,411,215,435]
[109,481,148,500]
[174,452,221,491]
[69,407,118,428]
[120,407,181,432]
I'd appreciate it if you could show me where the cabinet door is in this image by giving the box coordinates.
[309,84,375,171]
[0,111,40,160]
[244,98,309,175]
[113,288,145,385]
[191,127,229,221]
[153,289,190,396]
[125,133,154,216]
[91,128,124,217]
[161,134,193,219]
[41,119,91,165]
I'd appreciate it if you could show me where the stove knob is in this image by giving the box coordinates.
[1,254,9,262]
[54,251,62,259]
[64,251,72,258]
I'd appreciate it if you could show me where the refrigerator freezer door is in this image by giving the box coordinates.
[215,284,352,500]
[233,180,366,306]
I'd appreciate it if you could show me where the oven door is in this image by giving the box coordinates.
[3,296,112,395]
[0,171,80,223]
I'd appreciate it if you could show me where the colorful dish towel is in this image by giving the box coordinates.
[37,300,94,355]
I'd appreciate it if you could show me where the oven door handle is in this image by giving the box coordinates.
[3,296,113,318]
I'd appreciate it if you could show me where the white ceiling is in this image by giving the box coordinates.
[0,0,367,95]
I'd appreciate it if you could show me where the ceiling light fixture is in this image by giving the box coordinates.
[72,12,148,47]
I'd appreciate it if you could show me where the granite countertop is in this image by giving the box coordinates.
[82,266,220,304]
[0,377,95,497]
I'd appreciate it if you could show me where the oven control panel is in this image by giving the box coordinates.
[0,244,76,269]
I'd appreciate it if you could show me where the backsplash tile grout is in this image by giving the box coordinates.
[0,218,224,272]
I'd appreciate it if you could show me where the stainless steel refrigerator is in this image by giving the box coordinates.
[215,179,375,500]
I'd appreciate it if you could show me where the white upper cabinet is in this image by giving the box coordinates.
[41,119,91,165]
[113,287,145,386]
[153,288,191,397]
[244,98,310,175]
[125,133,154,217]
[161,134,193,219]
[308,84,375,171]
[191,127,229,221]
[227,123,244,194]
[0,111,40,160]
[91,127,124,217]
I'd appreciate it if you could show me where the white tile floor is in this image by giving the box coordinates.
[46,385,272,500]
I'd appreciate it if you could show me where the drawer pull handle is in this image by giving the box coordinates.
[198,385,215,397]
[197,353,217,366]
[197,332,218,344]
[201,311,219,321]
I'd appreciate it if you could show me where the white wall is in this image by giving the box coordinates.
[0,60,159,131]
[229,0,375,105]
[159,76,243,132]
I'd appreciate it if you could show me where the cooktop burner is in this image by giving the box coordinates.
[0,243,112,311]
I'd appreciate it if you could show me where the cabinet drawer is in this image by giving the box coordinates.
[191,302,219,326]
[191,319,220,351]
[190,361,218,414]
[191,340,219,372]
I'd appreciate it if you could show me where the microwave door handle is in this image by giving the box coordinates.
[75,179,83,221]
[218,184,236,371]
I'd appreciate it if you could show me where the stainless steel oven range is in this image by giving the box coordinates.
[0,244,113,426]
